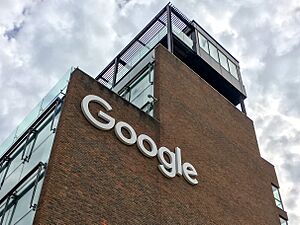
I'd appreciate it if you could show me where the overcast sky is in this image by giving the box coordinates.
[0,0,299,223]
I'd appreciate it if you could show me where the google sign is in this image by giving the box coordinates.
[81,95,198,185]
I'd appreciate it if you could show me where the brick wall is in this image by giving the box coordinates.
[34,45,283,225]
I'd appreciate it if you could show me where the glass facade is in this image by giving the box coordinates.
[115,27,166,86]
[219,51,229,71]
[0,69,71,225]
[173,26,193,49]
[120,64,154,116]
[272,185,284,210]
[198,34,209,54]
[198,33,239,80]
[208,42,219,62]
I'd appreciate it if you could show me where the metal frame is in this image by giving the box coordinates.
[95,3,247,114]
[0,97,63,167]
[0,162,46,206]
[0,162,46,225]
[96,3,193,88]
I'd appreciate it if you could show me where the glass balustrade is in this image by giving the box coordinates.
[0,68,73,157]
[0,68,71,225]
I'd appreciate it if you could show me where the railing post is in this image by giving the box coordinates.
[166,4,173,53]
[191,29,197,53]
[240,98,247,115]
[113,57,119,88]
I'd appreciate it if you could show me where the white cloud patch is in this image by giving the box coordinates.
[0,0,300,223]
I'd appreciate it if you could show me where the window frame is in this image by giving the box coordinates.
[208,42,220,63]
[272,184,284,210]
[119,63,155,116]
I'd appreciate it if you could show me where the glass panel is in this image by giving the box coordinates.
[0,130,16,157]
[15,102,42,138]
[132,85,153,109]
[228,60,239,80]
[0,171,45,225]
[272,185,284,210]
[9,188,34,224]
[208,42,219,62]
[121,66,154,115]
[131,74,151,102]
[146,27,167,50]
[0,105,61,200]
[40,69,70,112]
[173,26,193,49]
[272,186,280,200]
[219,51,229,71]
[275,199,283,209]
[116,28,166,84]
[198,33,209,54]
[0,163,24,200]
[0,68,72,158]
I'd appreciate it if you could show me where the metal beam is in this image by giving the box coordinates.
[112,57,119,87]
[240,98,247,115]
[166,4,173,53]
[96,4,168,80]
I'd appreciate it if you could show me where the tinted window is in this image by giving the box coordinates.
[198,34,209,54]
[208,42,219,62]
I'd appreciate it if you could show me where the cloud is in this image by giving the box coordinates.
[0,0,299,223]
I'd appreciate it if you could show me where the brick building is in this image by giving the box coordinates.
[0,4,288,225]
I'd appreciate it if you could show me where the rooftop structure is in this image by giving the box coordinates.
[97,3,247,113]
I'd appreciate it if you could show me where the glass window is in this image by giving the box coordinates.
[198,33,209,54]
[272,185,284,210]
[219,51,229,71]
[280,217,288,225]
[0,102,61,200]
[208,42,219,62]
[120,65,154,115]
[228,60,239,80]
[0,164,45,225]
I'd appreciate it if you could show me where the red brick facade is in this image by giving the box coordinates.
[33,45,286,224]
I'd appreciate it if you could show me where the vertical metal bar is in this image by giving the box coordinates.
[240,98,247,115]
[21,129,32,161]
[22,128,38,162]
[191,29,197,53]
[50,98,61,132]
[166,4,173,53]
[6,201,17,225]
[26,130,37,162]
[0,196,11,225]
[0,158,11,189]
[30,164,43,209]
[112,57,119,88]
[194,29,201,57]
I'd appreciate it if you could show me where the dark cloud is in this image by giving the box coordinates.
[4,22,24,40]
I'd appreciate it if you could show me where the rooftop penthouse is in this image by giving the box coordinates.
[96,3,247,115]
